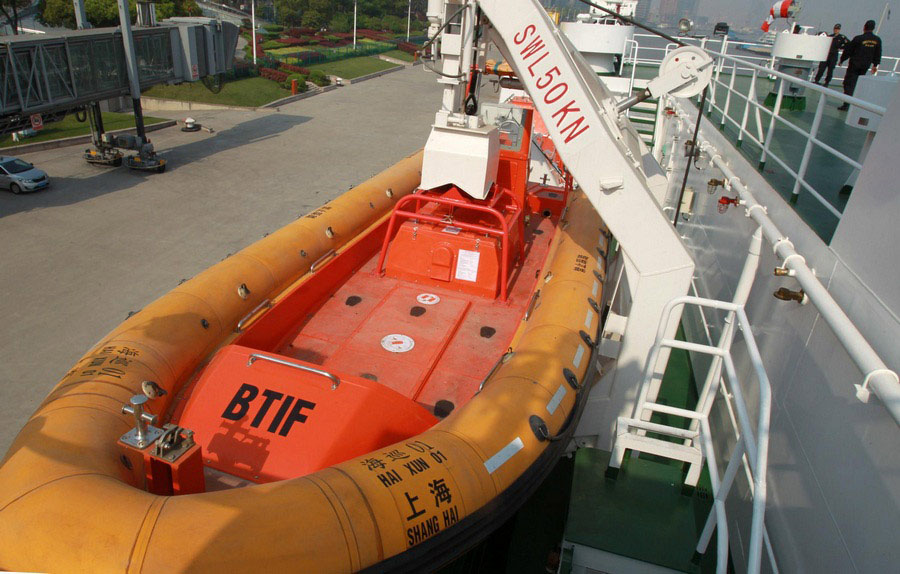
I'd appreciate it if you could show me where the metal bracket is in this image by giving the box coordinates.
[152,424,197,462]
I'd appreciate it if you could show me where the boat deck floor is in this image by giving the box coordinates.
[560,325,718,573]
[277,212,558,413]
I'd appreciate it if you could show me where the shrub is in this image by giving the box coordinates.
[276,37,310,46]
[397,42,419,55]
[259,67,289,83]
[279,63,311,75]
[308,69,330,87]
[283,74,308,91]
[264,24,283,33]
[260,40,284,50]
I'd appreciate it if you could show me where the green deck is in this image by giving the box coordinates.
[626,63,867,242]
[440,326,719,573]
[560,325,717,573]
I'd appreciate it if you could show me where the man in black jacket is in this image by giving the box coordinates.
[838,20,882,110]
[814,24,848,87]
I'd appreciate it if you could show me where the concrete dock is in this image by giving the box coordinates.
[0,67,441,456]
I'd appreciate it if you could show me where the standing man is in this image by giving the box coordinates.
[838,19,882,110]
[814,23,848,87]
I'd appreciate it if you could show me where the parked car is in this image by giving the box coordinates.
[0,156,50,193]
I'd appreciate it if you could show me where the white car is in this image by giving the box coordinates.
[0,156,50,193]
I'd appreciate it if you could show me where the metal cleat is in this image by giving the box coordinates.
[120,394,164,449]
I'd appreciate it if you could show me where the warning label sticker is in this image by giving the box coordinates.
[455,249,480,283]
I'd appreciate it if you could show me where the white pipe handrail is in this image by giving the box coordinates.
[693,134,900,427]
[703,49,889,114]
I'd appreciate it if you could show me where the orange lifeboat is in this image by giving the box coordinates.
[0,105,608,572]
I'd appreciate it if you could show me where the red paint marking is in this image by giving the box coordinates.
[514,23,591,144]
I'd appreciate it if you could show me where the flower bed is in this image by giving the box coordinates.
[279,63,311,75]
[259,67,289,83]
[397,42,419,55]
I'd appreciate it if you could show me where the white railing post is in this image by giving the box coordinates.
[737,70,757,147]
[720,59,737,129]
[790,90,828,202]
[759,79,784,168]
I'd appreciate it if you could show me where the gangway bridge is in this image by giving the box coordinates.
[0,17,238,134]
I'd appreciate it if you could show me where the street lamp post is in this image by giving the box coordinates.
[251,0,257,65]
[407,0,411,42]
[353,0,358,49]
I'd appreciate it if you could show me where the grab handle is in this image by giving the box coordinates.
[235,299,272,333]
[310,249,337,272]
[247,353,340,390]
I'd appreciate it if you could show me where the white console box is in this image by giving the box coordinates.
[421,121,500,199]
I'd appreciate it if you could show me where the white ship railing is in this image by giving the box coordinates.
[620,32,892,235]
[682,124,900,427]
[612,293,776,574]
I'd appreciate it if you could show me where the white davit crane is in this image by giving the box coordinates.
[421,0,713,427]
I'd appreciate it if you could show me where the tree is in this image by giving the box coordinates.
[273,0,304,27]
[0,0,32,34]
[39,0,200,29]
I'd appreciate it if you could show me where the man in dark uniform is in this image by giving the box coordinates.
[814,24,848,87]
[838,20,883,110]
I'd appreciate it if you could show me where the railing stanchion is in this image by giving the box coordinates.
[721,59,737,130]
[791,91,827,203]
[759,80,784,168]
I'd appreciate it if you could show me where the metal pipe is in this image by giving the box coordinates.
[699,139,900,426]
[689,227,762,439]
[620,418,699,440]
[642,401,703,420]
[699,417,730,573]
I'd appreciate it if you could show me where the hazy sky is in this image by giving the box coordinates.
[700,0,899,54]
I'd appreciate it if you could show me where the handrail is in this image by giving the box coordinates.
[247,353,341,390]
[630,295,773,574]
[375,190,518,301]
[235,299,272,333]
[697,137,900,426]
[650,43,889,229]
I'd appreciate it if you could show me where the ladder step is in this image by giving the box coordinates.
[628,117,655,125]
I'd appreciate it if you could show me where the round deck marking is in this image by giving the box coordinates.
[416,293,440,305]
[381,334,415,353]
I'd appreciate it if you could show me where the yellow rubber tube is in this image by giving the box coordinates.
[0,149,605,572]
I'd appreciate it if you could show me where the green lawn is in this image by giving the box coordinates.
[306,56,400,79]
[382,49,415,62]
[0,112,166,149]
[143,77,291,108]
[265,46,313,56]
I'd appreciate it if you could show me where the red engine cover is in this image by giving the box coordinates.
[178,345,437,482]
